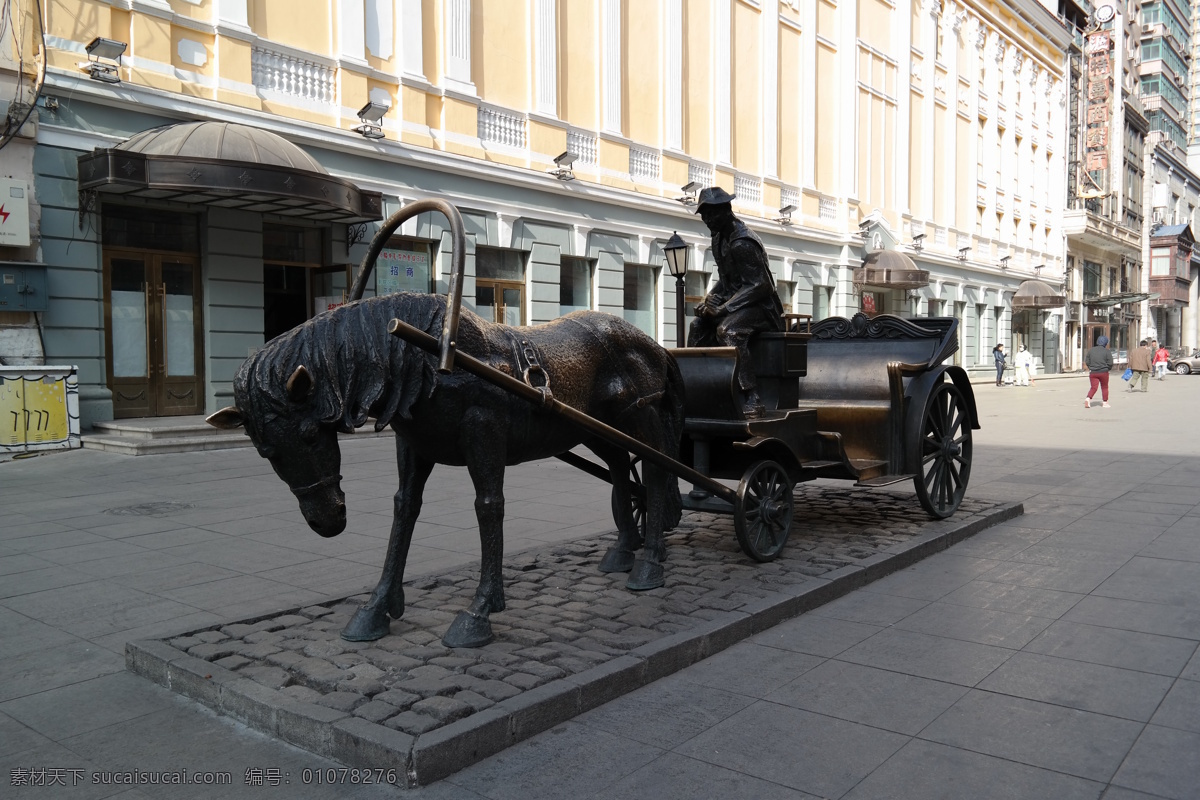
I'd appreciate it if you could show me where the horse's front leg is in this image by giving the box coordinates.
[342,438,434,641]
[443,427,506,648]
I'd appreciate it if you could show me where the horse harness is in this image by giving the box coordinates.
[290,473,343,497]
[502,329,553,405]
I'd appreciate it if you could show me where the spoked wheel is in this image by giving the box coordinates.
[909,381,973,519]
[610,456,645,547]
[735,460,794,562]
[1176,364,1190,375]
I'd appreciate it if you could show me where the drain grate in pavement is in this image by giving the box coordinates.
[127,487,1022,786]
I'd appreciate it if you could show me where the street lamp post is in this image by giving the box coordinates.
[664,232,689,348]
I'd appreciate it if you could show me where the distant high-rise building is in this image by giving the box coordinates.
[1061,0,1200,358]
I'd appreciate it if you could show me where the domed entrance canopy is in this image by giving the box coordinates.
[77,122,383,223]
[852,249,930,289]
[1011,279,1066,310]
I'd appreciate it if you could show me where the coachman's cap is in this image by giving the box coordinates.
[694,186,736,212]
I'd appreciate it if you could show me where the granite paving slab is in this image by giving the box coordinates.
[126,487,1020,786]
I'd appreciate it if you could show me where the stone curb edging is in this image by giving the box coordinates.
[126,499,1022,786]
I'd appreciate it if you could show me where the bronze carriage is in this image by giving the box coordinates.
[363,201,979,566]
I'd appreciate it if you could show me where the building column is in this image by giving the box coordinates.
[1185,265,1199,350]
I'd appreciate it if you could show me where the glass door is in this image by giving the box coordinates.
[475,281,525,325]
[104,251,204,417]
[311,264,351,317]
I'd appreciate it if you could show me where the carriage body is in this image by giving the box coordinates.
[666,312,980,561]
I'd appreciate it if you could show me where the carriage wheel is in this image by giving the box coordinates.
[735,460,794,562]
[610,456,645,547]
[909,381,973,519]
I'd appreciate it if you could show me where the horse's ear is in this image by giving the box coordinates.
[286,365,315,402]
[206,407,244,429]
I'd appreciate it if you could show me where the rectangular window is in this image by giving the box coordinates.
[475,246,526,325]
[684,270,708,325]
[812,284,830,320]
[1083,260,1102,296]
[976,304,988,364]
[776,280,795,315]
[862,291,884,317]
[377,238,434,294]
[102,206,199,253]
[559,256,593,315]
[623,262,657,336]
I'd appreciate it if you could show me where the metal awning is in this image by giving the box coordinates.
[853,249,930,289]
[77,121,383,224]
[1085,291,1158,307]
[1011,279,1066,310]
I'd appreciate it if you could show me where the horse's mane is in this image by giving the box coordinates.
[234,292,446,433]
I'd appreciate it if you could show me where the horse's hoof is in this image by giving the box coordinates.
[442,610,493,648]
[340,606,391,641]
[626,558,665,591]
[598,546,636,573]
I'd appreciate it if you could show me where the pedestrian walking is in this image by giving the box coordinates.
[1085,335,1113,408]
[1154,343,1170,380]
[993,343,1007,386]
[1014,344,1034,386]
[1127,339,1152,392]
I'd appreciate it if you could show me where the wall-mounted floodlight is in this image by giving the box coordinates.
[81,37,127,84]
[999,255,1012,270]
[958,246,971,262]
[775,203,797,225]
[677,181,700,205]
[910,233,926,251]
[353,100,390,140]
[550,151,577,181]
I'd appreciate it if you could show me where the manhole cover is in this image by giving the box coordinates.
[104,502,193,516]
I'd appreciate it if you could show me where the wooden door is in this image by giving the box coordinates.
[104,251,204,417]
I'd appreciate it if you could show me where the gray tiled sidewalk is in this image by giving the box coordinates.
[3,372,1200,798]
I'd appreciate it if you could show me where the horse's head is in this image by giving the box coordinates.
[207,365,347,537]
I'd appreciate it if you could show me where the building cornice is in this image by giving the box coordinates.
[39,67,859,255]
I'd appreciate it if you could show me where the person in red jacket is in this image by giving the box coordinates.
[1154,343,1170,380]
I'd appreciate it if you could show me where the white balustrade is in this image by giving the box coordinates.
[567,130,597,165]
[478,105,528,149]
[629,147,661,181]
[251,46,336,104]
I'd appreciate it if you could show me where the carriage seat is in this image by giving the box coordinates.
[793,316,951,470]
[669,320,810,422]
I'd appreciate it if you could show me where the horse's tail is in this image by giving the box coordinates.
[660,352,686,530]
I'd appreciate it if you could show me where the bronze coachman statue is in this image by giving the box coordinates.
[687,186,784,418]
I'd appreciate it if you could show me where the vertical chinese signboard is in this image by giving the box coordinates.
[0,366,81,454]
[1085,32,1112,190]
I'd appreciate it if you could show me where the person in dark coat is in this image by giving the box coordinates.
[687,187,784,418]
[992,343,1007,386]
[1084,334,1113,408]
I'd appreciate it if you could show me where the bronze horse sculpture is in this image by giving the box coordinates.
[208,291,684,647]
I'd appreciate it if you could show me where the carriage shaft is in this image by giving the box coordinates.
[387,318,738,505]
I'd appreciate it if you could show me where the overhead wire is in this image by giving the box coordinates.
[0,0,46,152]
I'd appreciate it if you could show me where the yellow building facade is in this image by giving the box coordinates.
[0,0,1073,425]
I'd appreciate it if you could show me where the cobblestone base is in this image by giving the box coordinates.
[127,487,1021,786]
